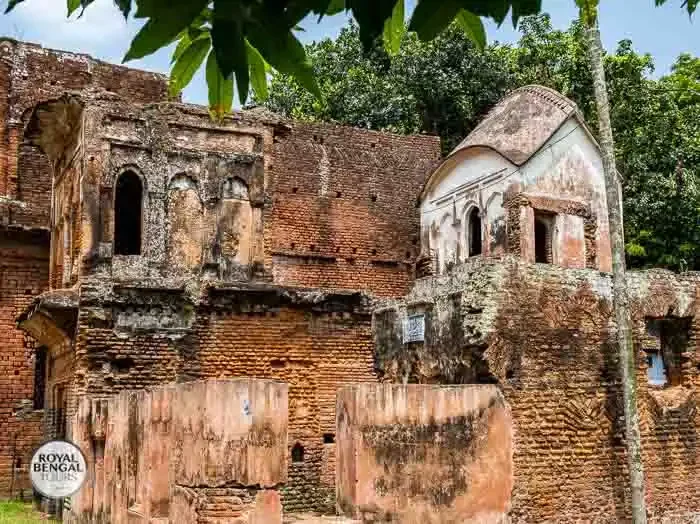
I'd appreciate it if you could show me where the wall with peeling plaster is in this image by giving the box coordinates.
[0,40,169,499]
[421,88,613,274]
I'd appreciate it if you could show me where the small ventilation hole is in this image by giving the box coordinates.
[292,443,304,463]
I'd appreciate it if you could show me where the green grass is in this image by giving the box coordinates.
[0,501,50,523]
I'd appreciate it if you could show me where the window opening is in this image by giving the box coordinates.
[534,212,554,264]
[468,208,482,256]
[323,433,335,444]
[33,347,47,410]
[644,317,692,388]
[114,171,143,255]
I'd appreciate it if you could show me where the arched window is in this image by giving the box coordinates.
[468,208,482,257]
[114,171,143,255]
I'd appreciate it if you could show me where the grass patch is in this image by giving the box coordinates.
[0,501,50,523]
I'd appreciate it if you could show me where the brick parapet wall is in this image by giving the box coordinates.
[268,122,441,297]
[69,282,376,513]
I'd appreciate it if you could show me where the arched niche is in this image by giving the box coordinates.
[166,174,203,271]
[461,201,482,259]
[216,176,253,266]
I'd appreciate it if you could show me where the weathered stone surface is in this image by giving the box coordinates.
[2,38,439,511]
[0,37,168,498]
[336,384,513,523]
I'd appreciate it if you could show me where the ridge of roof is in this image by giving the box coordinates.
[449,84,579,166]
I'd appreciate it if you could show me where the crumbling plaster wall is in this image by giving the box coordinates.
[68,379,287,524]
[421,119,612,274]
[373,256,700,522]
[75,98,271,287]
[336,384,513,524]
[0,39,168,230]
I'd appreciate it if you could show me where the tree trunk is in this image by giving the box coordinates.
[583,17,647,523]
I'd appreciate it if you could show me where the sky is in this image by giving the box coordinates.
[0,0,697,106]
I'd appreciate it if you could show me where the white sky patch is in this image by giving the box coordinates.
[0,0,174,81]
[5,0,131,58]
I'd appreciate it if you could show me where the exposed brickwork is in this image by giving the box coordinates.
[66,283,375,513]
[0,39,169,230]
[0,230,49,499]
[374,257,700,522]
[269,123,441,297]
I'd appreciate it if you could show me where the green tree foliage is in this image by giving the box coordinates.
[261,16,700,271]
[4,1,695,117]
[5,0,545,115]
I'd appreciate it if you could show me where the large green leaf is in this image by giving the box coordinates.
[455,9,486,49]
[656,0,697,15]
[169,36,210,98]
[510,0,542,27]
[124,0,208,61]
[247,40,269,100]
[67,0,81,15]
[206,50,234,121]
[247,15,321,98]
[347,0,397,49]
[326,0,345,15]
[114,0,131,18]
[382,0,404,56]
[212,0,249,104]
[409,0,461,41]
[4,0,25,13]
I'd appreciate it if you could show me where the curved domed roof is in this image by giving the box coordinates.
[449,85,581,166]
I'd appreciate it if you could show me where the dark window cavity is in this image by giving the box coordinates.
[645,317,692,387]
[291,442,304,463]
[468,208,482,257]
[534,211,554,264]
[33,347,47,409]
[114,171,143,255]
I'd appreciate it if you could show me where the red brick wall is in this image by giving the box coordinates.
[0,232,49,499]
[196,306,375,512]
[495,265,700,522]
[268,122,441,297]
[72,292,375,513]
[374,258,700,521]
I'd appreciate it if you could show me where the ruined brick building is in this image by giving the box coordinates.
[0,38,439,512]
[2,38,700,522]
